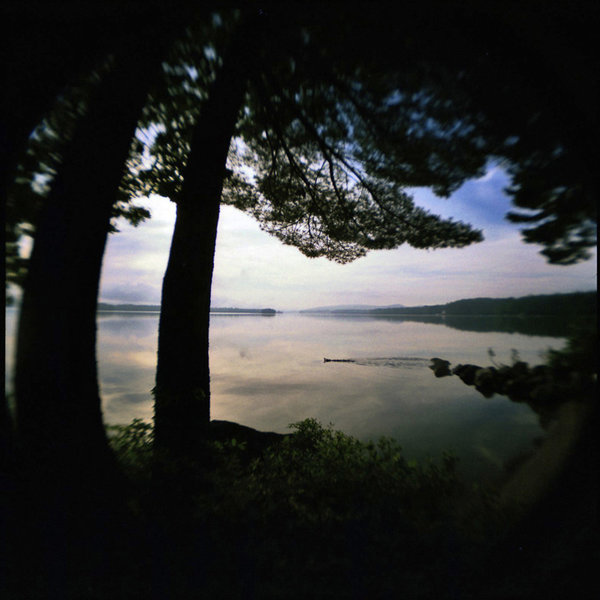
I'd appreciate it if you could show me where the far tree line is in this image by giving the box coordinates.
[370,291,597,319]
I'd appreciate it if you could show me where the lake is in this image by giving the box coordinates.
[5,309,567,482]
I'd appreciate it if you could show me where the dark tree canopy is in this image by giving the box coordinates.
[447,0,599,265]
[123,7,492,266]
[6,1,597,302]
[116,3,597,266]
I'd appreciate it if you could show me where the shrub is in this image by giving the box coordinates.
[106,418,498,598]
[106,418,154,478]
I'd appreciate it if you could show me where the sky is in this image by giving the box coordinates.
[98,165,597,311]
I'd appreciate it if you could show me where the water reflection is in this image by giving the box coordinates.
[209,313,564,481]
[5,310,566,481]
[96,313,159,424]
[316,313,578,338]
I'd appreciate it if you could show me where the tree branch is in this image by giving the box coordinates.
[269,74,416,232]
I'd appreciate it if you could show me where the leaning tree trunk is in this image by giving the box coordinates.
[15,40,165,478]
[154,17,261,455]
[10,28,174,594]
[1,5,122,473]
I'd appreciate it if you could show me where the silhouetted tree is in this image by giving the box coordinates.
[142,6,507,453]
[137,3,597,454]
[1,2,134,205]
[5,3,204,466]
[2,0,145,472]
[1,2,198,465]
[8,9,198,551]
[466,3,598,265]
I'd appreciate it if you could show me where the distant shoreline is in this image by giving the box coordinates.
[300,291,596,319]
[96,303,277,315]
[8,292,594,320]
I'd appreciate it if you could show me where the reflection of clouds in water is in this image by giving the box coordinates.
[221,380,321,397]
[14,311,547,481]
[4,310,18,391]
[97,314,158,424]
[102,350,157,370]
[97,314,159,339]
[103,398,154,424]
[102,383,154,424]
[108,392,151,406]
[212,359,465,440]
[98,317,157,424]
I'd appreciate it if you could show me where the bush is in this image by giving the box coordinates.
[200,419,473,598]
[105,418,499,599]
[244,419,459,527]
[106,418,154,479]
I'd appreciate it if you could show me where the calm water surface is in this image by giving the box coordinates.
[5,310,567,481]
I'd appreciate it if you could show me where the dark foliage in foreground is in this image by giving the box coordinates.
[6,408,597,599]
[108,419,483,599]
[6,419,503,599]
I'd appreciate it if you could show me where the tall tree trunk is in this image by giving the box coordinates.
[1,4,116,474]
[11,28,172,595]
[154,16,261,454]
[15,41,163,476]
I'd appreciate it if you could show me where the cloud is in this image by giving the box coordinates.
[99,195,175,303]
[410,163,515,237]
[98,176,597,311]
[100,282,162,304]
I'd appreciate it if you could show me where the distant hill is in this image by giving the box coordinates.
[97,303,277,315]
[300,292,596,319]
[370,291,596,318]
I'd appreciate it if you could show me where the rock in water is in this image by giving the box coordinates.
[429,358,452,377]
[452,363,482,386]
